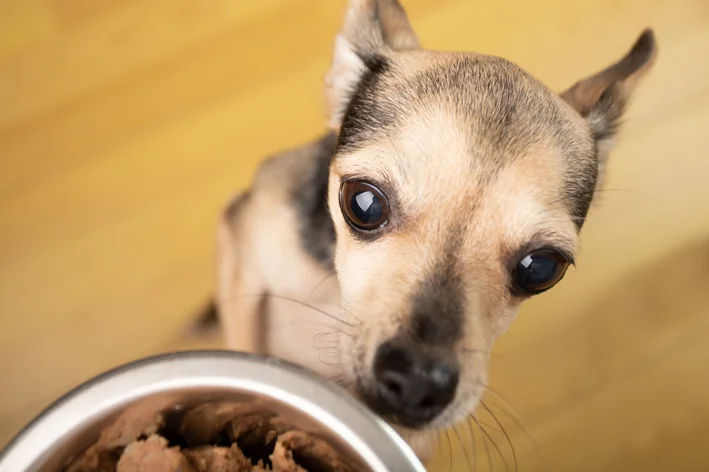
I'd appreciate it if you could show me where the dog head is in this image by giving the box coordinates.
[324,0,656,430]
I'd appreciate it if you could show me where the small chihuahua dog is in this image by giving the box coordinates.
[195,0,656,459]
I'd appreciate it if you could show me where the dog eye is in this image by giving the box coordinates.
[513,249,570,294]
[340,181,389,231]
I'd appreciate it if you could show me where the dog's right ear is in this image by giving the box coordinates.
[325,0,420,129]
[560,29,657,175]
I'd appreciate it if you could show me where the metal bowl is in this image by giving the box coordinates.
[0,350,425,472]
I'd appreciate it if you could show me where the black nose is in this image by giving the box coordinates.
[372,341,459,427]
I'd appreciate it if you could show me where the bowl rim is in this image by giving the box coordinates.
[0,350,425,472]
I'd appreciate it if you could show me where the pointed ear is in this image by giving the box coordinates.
[325,0,420,128]
[561,29,657,164]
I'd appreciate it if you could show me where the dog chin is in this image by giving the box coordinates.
[339,378,459,462]
[388,424,440,463]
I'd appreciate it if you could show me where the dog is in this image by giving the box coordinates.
[193,0,657,460]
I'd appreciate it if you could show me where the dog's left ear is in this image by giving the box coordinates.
[325,0,420,128]
[561,29,657,168]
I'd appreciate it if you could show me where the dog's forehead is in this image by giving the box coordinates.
[340,51,582,152]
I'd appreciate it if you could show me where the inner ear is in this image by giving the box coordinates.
[559,28,656,182]
[325,0,420,129]
[375,0,420,51]
[340,0,420,56]
[560,29,656,202]
[561,29,657,118]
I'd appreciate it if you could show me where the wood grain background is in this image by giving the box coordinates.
[1,0,708,470]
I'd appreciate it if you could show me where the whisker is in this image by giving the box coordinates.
[218,292,357,328]
[471,381,515,412]
[474,382,540,455]
[317,354,342,367]
[481,401,518,472]
[461,348,489,355]
[306,271,337,300]
[595,187,654,200]
[533,215,589,226]
[473,417,495,472]
[445,430,454,472]
[427,431,442,472]
[269,318,354,338]
[314,343,340,351]
[311,333,340,345]
[452,425,474,471]
[464,418,478,470]
[312,338,340,351]
[473,382,526,427]
[314,346,340,355]
[335,378,349,388]
[473,418,503,434]
[214,262,355,370]
[474,415,494,472]
[461,348,511,364]
[312,331,339,343]
[473,415,509,472]
[263,293,357,327]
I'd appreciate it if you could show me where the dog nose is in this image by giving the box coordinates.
[372,341,459,427]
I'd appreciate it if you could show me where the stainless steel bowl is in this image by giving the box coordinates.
[0,350,425,472]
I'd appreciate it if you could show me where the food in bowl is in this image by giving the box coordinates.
[65,398,356,472]
[0,351,424,472]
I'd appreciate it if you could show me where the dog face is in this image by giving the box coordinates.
[325,0,656,430]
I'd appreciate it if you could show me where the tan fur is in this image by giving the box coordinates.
[210,0,656,460]
[216,142,343,377]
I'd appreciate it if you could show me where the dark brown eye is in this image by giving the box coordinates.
[339,180,390,231]
[513,249,570,295]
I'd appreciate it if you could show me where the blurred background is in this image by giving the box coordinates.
[1,0,708,470]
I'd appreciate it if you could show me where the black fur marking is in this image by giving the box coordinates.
[224,191,250,223]
[338,56,395,153]
[566,139,598,232]
[192,298,219,330]
[294,132,339,269]
[409,242,465,346]
[554,123,599,233]
[357,52,388,73]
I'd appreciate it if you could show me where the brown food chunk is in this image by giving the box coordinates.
[267,416,296,435]
[65,445,118,472]
[183,445,251,472]
[271,431,356,472]
[116,435,194,472]
[228,413,275,441]
[97,397,177,449]
[251,461,270,472]
[179,402,263,446]
[64,399,354,472]
[227,412,279,463]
